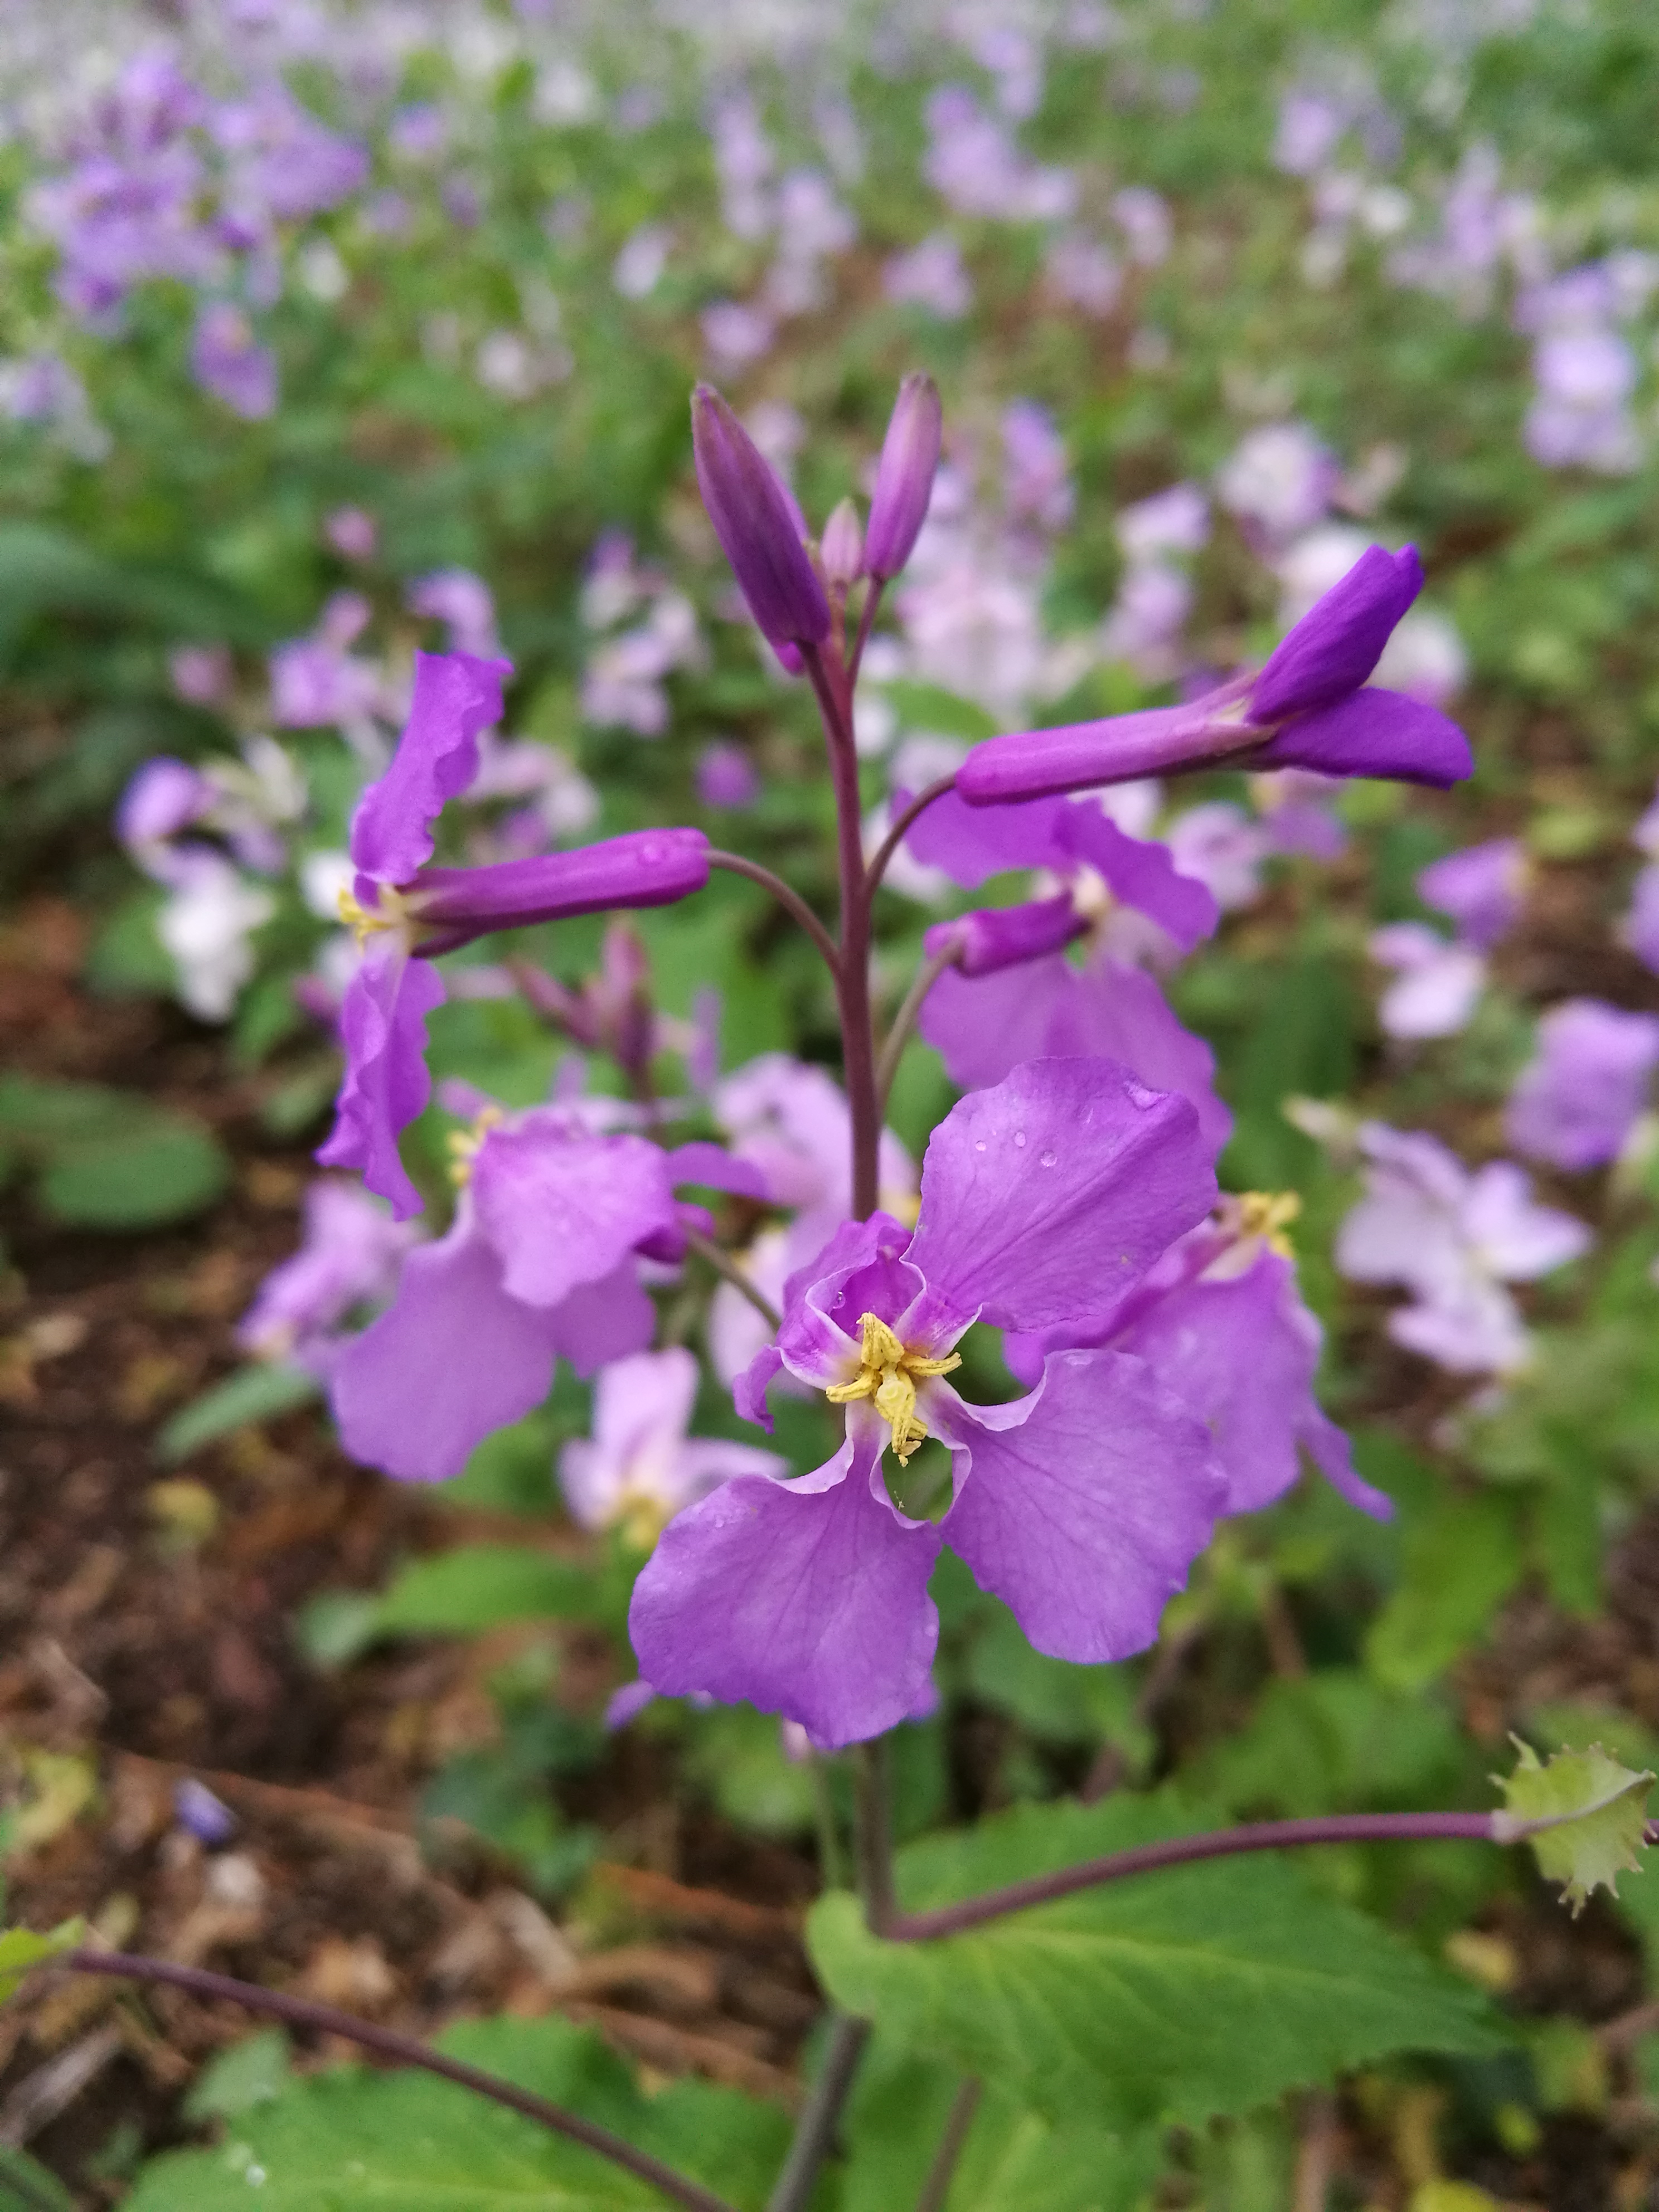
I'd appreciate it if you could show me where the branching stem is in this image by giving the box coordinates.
[707,849,841,979]
[913,2078,982,2212]
[876,936,963,1109]
[56,1949,739,2212]
[680,1225,782,1332]
[863,775,958,903]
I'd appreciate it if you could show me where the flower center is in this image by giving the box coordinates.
[445,1105,505,1187]
[823,1311,961,1465]
[338,882,416,950]
[1233,1189,1301,1257]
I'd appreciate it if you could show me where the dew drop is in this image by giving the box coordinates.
[1040,1149,1057,1167]
[1013,1131,1026,1147]
[246,2167,268,2189]
[974,1140,987,1152]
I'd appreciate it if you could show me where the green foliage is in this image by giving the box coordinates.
[0,2147,75,2212]
[1364,1490,1526,1693]
[0,1075,228,1230]
[1496,1739,1655,1915]
[0,1918,83,2004]
[1190,1671,1468,1821]
[808,1796,1503,2130]
[123,2014,790,2210]
[156,1365,319,1462]
[371,1545,603,1637]
[181,2031,293,2124]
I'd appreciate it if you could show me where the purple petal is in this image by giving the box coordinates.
[1249,544,1422,723]
[316,939,445,1220]
[410,828,710,948]
[734,1345,785,1432]
[331,1214,566,1478]
[1058,806,1219,953]
[919,958,1078,1093]
[545,1260,658,1377]
[865,372,943,580]
[926,897,1085,978]
[1504,998,1659,1171]
[1248,687,1473,788]
[691,385,831,648]
[471,1116,677,1306]
[956,701,1243,807]
[628,1418,942,1747]
[349,651,510,884]
[117,758,212,849]
[664,1140,772,1200]
[901,785,1070,887]
[935,1352,1224,1662]
[1417,838,1526,951]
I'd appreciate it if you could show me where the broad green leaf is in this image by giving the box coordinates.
[1365,1491,1525,1692]
[1189,1670,1466,1821]
[182,2030,292,2123]
[1496,1740,1655,1915]
[122,2014,788,2210]
[0,2145,76,2212]
[373,1545,600,1636]
[0,1918,84,2002]
[157,1365,319,1462]
[808,1797,1504,2130]
[38,1122,230,1230]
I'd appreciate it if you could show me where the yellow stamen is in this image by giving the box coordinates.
[446,1104,505,1187]
[824,1311,961,1465]
[338,882,416,950]
[1235,1189,1301,1258]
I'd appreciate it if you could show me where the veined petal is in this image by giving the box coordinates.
[349,651,510,884]
[903,1058,1217,1334]
[628,1411,942,1747]
[901,785,1070,888]
[1058,805,1219,953]
[410,828,710,948]
[1248,687,1473,788]
[934,1351,1224,1662]
[956,701,1243,807]
[316,937,445,1220]
[471,1114,678,1308]
[1250,544,1421,722]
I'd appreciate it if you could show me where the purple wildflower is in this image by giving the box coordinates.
[269,591,384,730]
[191,303,276,419]
[316,652,710,1217]
[884,234,973,319]
[1505,1000,1659,1171]
[692,386,830,650]
[630,1057,1226,1747]
[1419,838,1527,949]
[696,741,759,810]
[1337,1123,1590,1376]
[326,506,377,561]
[957,545,1473,805]
[407,570,501,658]
[1369,924,1486,1040]
[559,1347,785,1546]
[238,1178,416,1376]
[173,1778,237,1846]
[117,758,212,852]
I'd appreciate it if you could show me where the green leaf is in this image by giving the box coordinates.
[0,2146,76,2212]
[123,2013,788,2210]
[1364,1490,1526,1691]
[373,1546,600,1636]
[1189,1670,1466,1821]
[1496,1739,1655,1915]
[0,1918,84,2004]
[38,1120,230,1229]
[807,1797,1503,2130]
[182,2030,292,2123]
[156,1365,319,1462]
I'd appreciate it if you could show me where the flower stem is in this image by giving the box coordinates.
[706,849,841,979]
[876,935,964,1110]
[913,2078,981,2212]
[680,1225,782,1331]
[809,1752,848,1894]
[847,577,885,690]
[764,2013,869,2212]
[863,774,958,902]
[852,1739,899,1928]
[56,1949,738,2212]
[868,1811,1501,1941]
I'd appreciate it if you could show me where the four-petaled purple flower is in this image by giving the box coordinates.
[955,545,1473,805]
[316,649,710,1216]
[631,1057,1229,1748]
[1506,998,1659,1171]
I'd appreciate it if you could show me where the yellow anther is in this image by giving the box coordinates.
[445,1104,505,1187]
[615,1491,672,1551]
[823,1311,961,1465]
[1235,1190,1301,1257]
[338,882,415,950]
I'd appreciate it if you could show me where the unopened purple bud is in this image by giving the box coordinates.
[173,1777,237,1846]
[924,896,1088,978]
[409,827,711,948]
[865,373,943,580]
[820,497,865,590]
[691,385,830,648]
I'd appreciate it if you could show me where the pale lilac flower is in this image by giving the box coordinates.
[581,592,702,737]
[613,223,671,300]
[922,86,1075,221]
[884,235,972,319]
[1506,1000,1659,1171]
[1337,1123,1590,1375]
[1274,90,1349,176]
[631,1058,1225,1745]
[1045,231,1120,317]
[191,304,276,419]
[324,507,376,561]
[1217,423,1337,545]
[239,1178,415,1375]
[1118,483,1210,563]
[270,592,385,730]
[709,90,774,241]
[1419,838,1526,949]
[696,741,758,810]
[763,172,856,317]
[388,104,448,163]
[1002,401,1073,533]
[171,645,234,706]
[1165,803,1270,914]
[560,1348,784,1546]
[118,758,212,853]
[154,847,274,1021]
[1370,924,1486,1040]
[1112,187,1173,266]
[408,570,500,659]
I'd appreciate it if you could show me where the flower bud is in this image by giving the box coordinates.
[820,497,865,591]
[691,386,831,648]
[865,373,943,580]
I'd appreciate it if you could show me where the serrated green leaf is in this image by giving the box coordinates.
[807,1797,1504,2130]
[157,1365,319,1462]
[1496,1739,1655,1915]
[123,2013,787,2210]
[0,1918,84,2004]
[373,1545,600,1636]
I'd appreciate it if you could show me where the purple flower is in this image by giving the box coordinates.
[865,375,942,581]
[331,1104,680,1479]
[1369,924,1486,1040]
[317,652,710,1217]
[1418,838,1526,950]
[1002,400,1073,533]
[630,1057,1226,1747]
[269,591,384,730]
[191,303,276,419]
[1003,1194,1390,1520]
[692,386,830,650]
[326,506,377,561]
[238,1178,416,1376]
[1505,999,1659,1171]
[1337,1123,1590,1376]
[1216,423,1337,543]
[696,741,759,810]
[173,1778,236,1846]
[407,570,501,659]
[957,545,1473,804]
[559,1347,785,1545]
[117,757,212,852]
[884,234,973,319]
[170,645,233,707]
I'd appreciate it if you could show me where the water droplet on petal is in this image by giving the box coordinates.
[1040,1149,1056,1167]
[973,1140,986,1152]
[1013,1131,1026,1147]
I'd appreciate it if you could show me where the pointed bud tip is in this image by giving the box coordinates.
[690,385,830,648]
[866,372,944,581]
[821,497,865,589]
